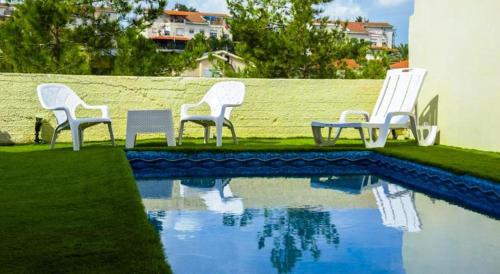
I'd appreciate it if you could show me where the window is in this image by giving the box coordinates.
[189,29,195,34]
[176,28,185,36]
[163,26,171,36]
[210,30,218,38]
[199,30,205,35]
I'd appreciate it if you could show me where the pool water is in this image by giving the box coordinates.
[137,174,500,274]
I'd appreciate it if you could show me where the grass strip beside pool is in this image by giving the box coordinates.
[0,146,171,273]
[131,138,500,183]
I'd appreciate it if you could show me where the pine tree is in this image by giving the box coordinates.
[227,0,364,78]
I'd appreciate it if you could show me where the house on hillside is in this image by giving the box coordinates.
[144,10,231,52]
[181,50,246,77]
[0,1,16,21]
[319,21,395,49]
[347,22,395,48]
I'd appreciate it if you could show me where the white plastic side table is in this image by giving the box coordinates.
[126,110,176,149]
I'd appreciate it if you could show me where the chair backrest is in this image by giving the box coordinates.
[202,81,246,119]
[369,68,427,124]
[37,84,83,125]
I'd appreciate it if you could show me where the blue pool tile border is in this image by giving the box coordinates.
[127,151,500,218]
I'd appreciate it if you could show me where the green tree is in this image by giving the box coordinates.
[112,29,170,76]
[227,0,362,78]
[0,0,89,74]
[0,0,167,74]
[360,50,390,79]
[173,3,197,12]
[396,43,409,60]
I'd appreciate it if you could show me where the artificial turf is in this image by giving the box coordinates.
[0,145,171,273]
[0,137,499,273]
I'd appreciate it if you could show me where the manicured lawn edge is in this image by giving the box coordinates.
[0,147,172,273]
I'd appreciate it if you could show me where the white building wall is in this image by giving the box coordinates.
[410,0,500,151]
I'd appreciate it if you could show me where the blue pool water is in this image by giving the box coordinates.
[129,152,500,274]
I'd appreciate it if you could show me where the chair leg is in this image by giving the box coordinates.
[178,121,185,145]
[126,132,136,149]
[71,125,81,151]
[79,128,84,148]
[229,125,238,144]
[327,128,333,142]
[204,126,210,144]
[107,123,115,146]
[358,128,367,147]
[311,126,323,145]
[364,126,389,148]
[50,129,58,149]
[215,122,223,147]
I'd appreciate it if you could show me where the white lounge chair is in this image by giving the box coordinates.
[178,81,245,147]
[311,68,437,148]
[37,83,115,151]
[372,181,422,232]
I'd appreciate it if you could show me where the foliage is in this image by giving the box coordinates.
[112,29,170,76]
[0,0,167,75]
[354,16,369,23]
[227,0,364,78]
[395,43,409,60]
[169,33,237,75]
[0,0,89,74]
[173,3,197,11]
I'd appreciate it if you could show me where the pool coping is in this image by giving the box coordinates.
[127,150,500,218]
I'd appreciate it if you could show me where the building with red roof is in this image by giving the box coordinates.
[390,60,409,69]
[144,10,231,52]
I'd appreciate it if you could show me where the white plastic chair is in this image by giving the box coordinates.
[178,81,245,147]
[372,181,421,232]
[311,68,438,148]
[37,83,115,151]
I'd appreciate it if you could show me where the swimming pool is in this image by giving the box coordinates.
[128,151,500,274]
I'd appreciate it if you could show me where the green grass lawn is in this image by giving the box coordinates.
[1,137,499,273]
[0,145,171,273]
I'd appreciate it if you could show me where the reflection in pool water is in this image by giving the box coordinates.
[137,175,500,274]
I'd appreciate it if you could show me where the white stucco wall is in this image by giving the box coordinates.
[410,0,500,152]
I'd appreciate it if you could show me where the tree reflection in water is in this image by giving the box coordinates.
[147,210,165,232]
[223,207,340,274]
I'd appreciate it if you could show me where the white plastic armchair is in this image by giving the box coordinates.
[36,83,115,151]
[178,81,245,147]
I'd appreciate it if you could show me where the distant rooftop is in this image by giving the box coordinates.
[165,10,230,25]
[346,22,394,34]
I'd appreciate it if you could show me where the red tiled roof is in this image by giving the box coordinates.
[346,22,367,33]
[345,22,393,33]
[150,36,191,41]
[165,10,206,23]
[165,10,230,24]
[390,60,409,69]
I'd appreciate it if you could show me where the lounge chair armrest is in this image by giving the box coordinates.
[384,111,416,124]
[339,110,370,122]
[216,103,243,120]
[82,103,109,118]
[181,102,203,118]
[44,106,75,121]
